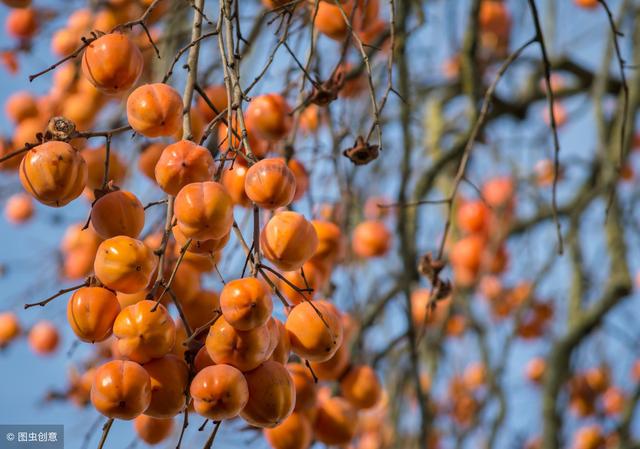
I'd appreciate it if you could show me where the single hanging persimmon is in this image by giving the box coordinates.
[0,312,20,347]
[190,364,249,420]
[94,236,157,293]
[339,364,382,409]
[4,192,34,224]
[174,181,234,241]
[221,162,252,207]
[313,395,358,445]
[28,320,59,355]
[19,141,88,207]
[154,140,215,195]
[81,145,127,192]
[313,1,351,41]
[67,286,121,343]
[220,278,273,331]
[287,363,317,412]
[244,158,296,209]
[310,219,344,267]
[138,142,165,181]
[246,94,293,142]
[6,7,38,40]
[309,341,350,381]
[112,300,176,363]
[91,190,145,239]
[261,211,318,271]
[285,158,309,201]
[285,300,343,362]
[133,415,174,445]
[126,83,183,137]
[4,91,37,124]
[142,354,189,418]
[90,359,151,420]
[457,199,489,234]
[351,220,391,258]
[263,412,313,449]
[81,32,143,94]
[206,316,271,372]
[240,360,296,428]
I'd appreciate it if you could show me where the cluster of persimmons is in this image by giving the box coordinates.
[0,0,400,448]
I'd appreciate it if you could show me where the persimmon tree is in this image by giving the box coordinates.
[0,1,638,449]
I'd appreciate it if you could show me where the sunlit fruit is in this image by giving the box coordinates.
[241,360,296,428]
[340,365,382,409]
[246,93,292,142]
[142,354,189,418]
[220,278,273,331]
[174,181,234,241]
[4,192,34,224]
[28,320,59,355]
[190,364,249,420]
[351,220,391,258]
[244,158,296,209]
[205,316,271,372]
[91,190,145,239]
[127,83,183,137]
[313,395,358,445]
[90,359,151,420]
[94,236,157,293]
[261,211,318,271]
[286,300,343,362]
[263,412,313,449]
[67,287,121,343]
[133,416,174,445]
[154,140,215,195]
[0,312,20,347]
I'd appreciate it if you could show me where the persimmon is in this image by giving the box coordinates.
[51,28,78,57]
[68,367,96,407]
[126,83,183,137]
[457,200,489,234]
[221,162,252,207]
[299,105,320,135]
[572,425,604,449]
[154,140,215,195]
[287,363,317,411]
[219,278,273,331]
[194,346,215,372]
[276,260,328,305]
[482,176,514,210]
[311,219,343,266]
[67,8,92,30]
[309,340,350,380]
[313,1,351,41]
[61,93,99,131]
[91,190,145,239]
[174,181,234,241]
[463,363,486,391]
[19,141,87,207]
[81,145,127,191]
[0,312,20,346]
[261,211,318,271]
[133,415,174,445]
[113,300,176,363]
[90,359,152,420]
[196,84,228,122]
[206,316,271,372]
[190,364,249,420]
[5,91,37,124]
[575,0,598,8]
[6,7,38,40]
[13,116,45,148]
[450,234,485,273]
[264,412,313,449]
[244,158,296,209]
[217,115,269,158]
[142,354,189,418]
[138,142,165,181]
[116,290,148,309]
[286,299,343,362]
[269,318,291,364]
[0,139,23,171]
[602,386,624,416]
[313,396,358,445]
[246,94,292,142]
[525,357,546,383]
[28,320,59,355]
[340,365,381,409]
[410,289,451,327]
[82,33,143,94]
[170,319,188,359]
[181,289,220,330]
[351,220,391,258]
[181,249,220,273]
[94,236,157,293]
[241,360,296,428]
[67,287,121,343]
[4,192,34,224]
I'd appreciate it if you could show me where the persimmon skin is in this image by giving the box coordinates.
[113,300,176,363]
[154,140,215,195]
[313,396,358,446]
[205,317,271,372]
[285,159,309,201]
[310,219,343,266]
[133,415,174,445]
[276,260,328,305]
[181,289,220,331]
[217,116,269,159]
[19,141,88,207]
[142,354,189,418]
[82,146,127,191]
[575,0,598,8]
[194,346,215,372]
[94,236,157,293]
[4,192,34,224]
[287,363,317,412]
[172,224,230,255]
[196,84,228,122]
[67,287,121,343]
[351,220,391,258]
[190,364,249,420]
[5,91,37,124]
[0,312,20,347]
[309,341,350,381]
[263,412,313,449]
[138,143,165,181]
[313,1,350,41]
[174,181,234,241]
[91,190,145,239]
[90,360,152,420]
[269,318,291,364]
[126,83,183,137]
[241,361,296,428]
[450,234,485,274]
[221,163,251,207]
[6,7,38,39]
[457,200,489,234]
[28,320,59,355]
[220,278,273,331]
[340,365,381,409]
[246,94,293,142]
[286,300,343,362]
[260,211,319,271]
[81,33,143,94]
[244,158,296,209]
